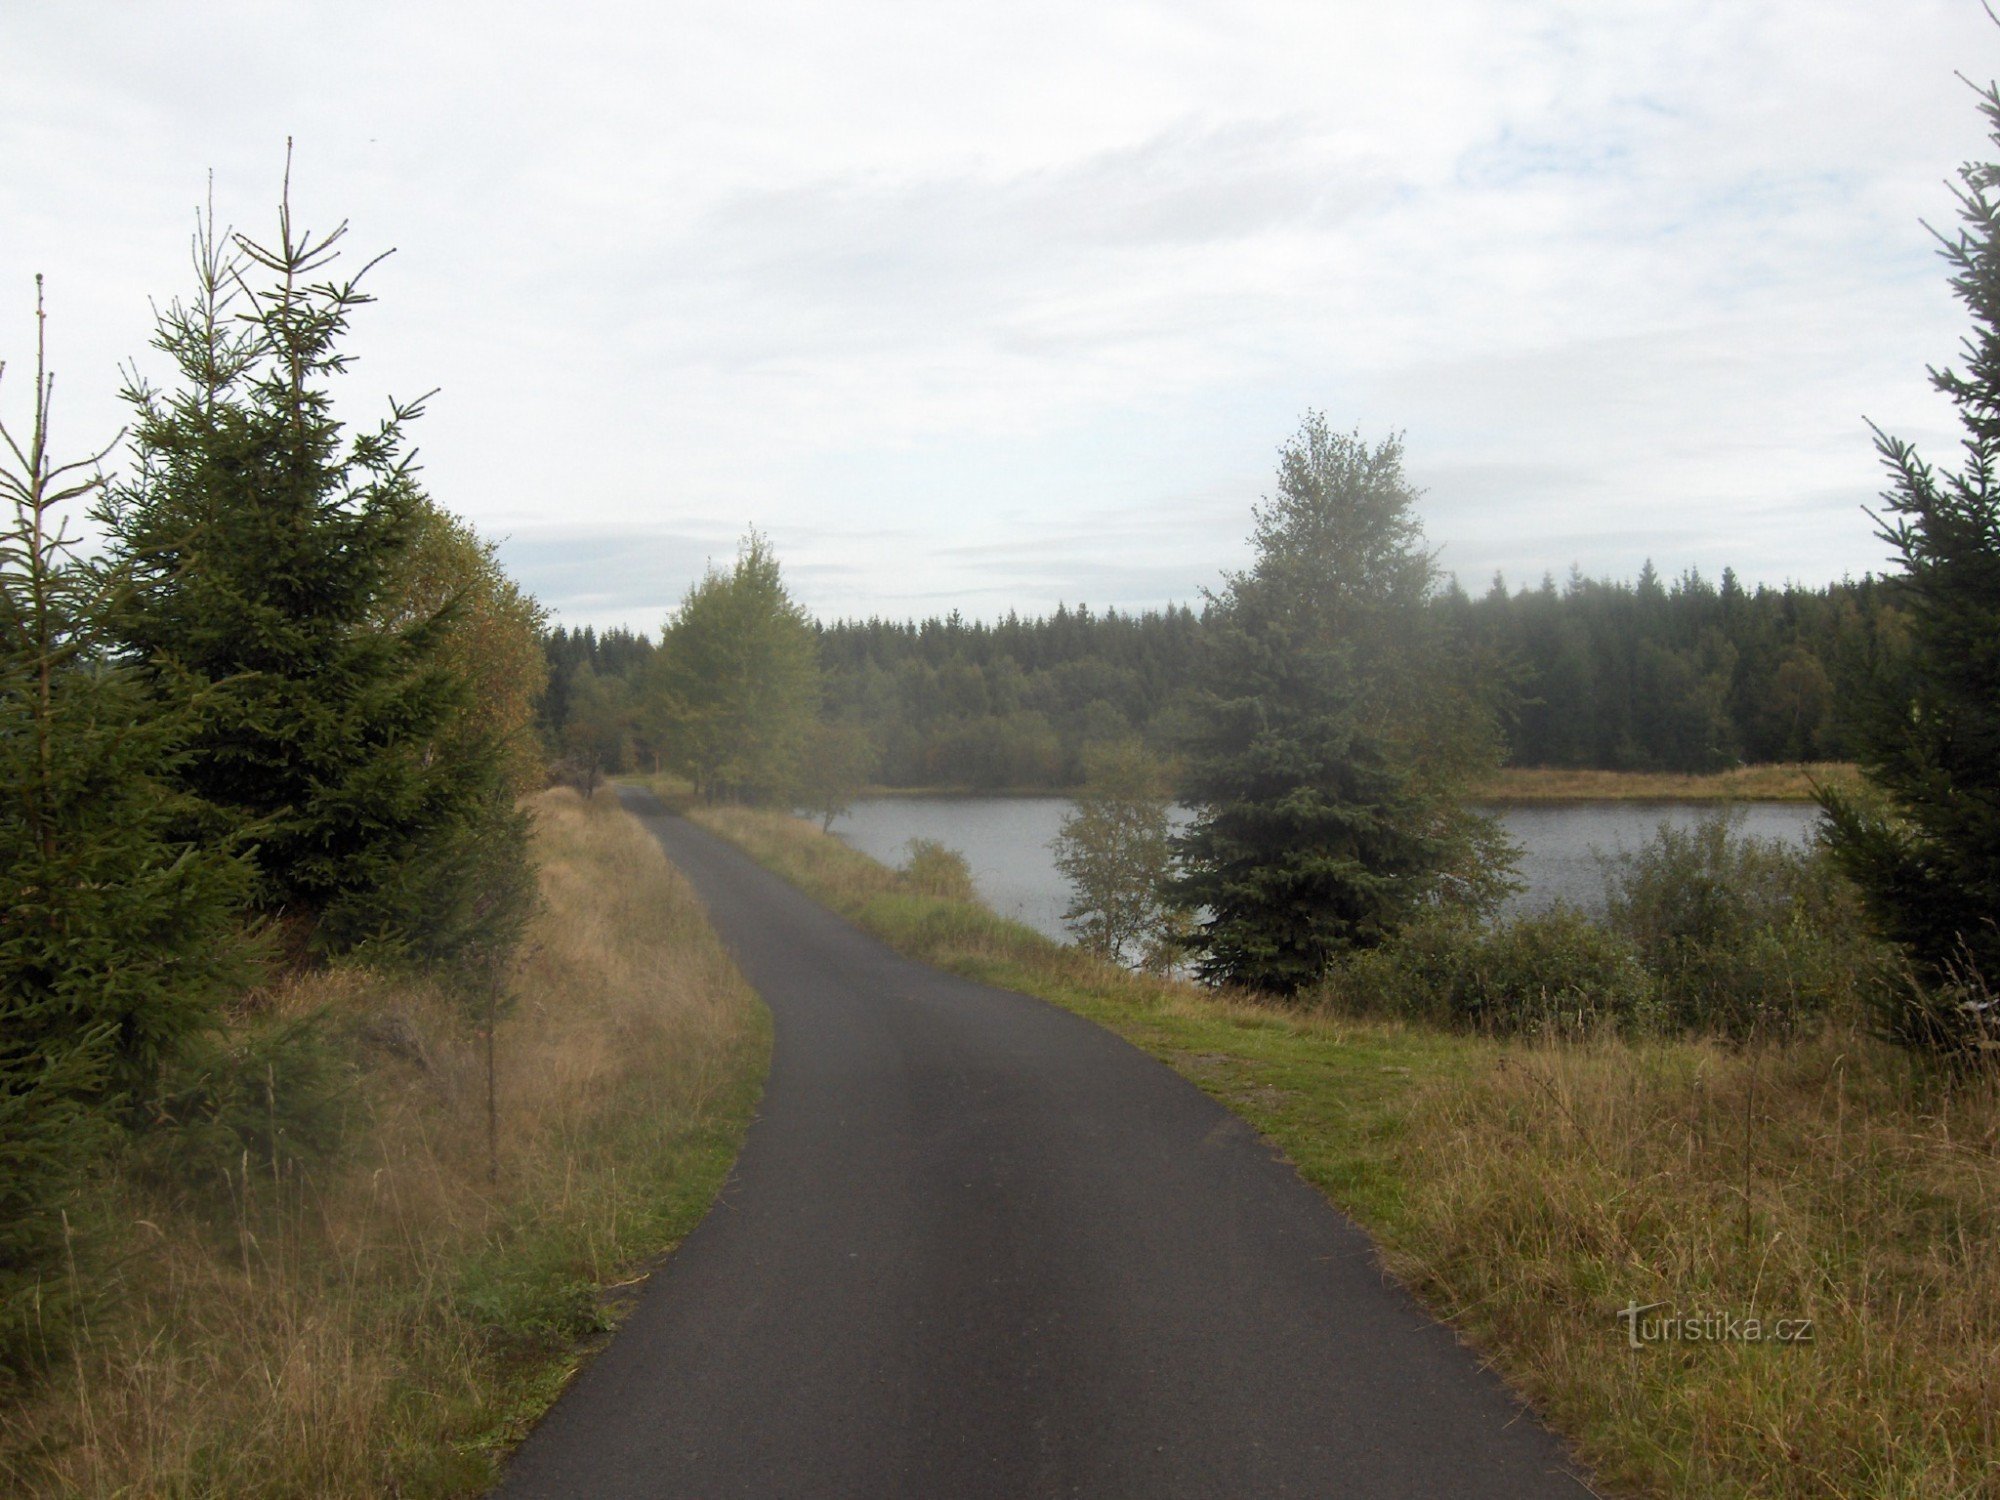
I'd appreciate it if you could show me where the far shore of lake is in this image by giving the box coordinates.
[860,762,1859,805]
[1474,762,1857,803]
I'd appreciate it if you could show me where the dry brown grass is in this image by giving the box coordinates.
[1383,1033,2000,1497]
[0,788,767,1498]
[1478,764,1861,804]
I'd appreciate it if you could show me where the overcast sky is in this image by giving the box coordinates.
[5,2,1996,632]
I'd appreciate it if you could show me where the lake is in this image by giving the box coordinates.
[828,796,1825,944]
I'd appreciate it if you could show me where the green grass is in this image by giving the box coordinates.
[686,796,2000,1500]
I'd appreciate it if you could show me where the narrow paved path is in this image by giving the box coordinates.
[499,791,1591,1498]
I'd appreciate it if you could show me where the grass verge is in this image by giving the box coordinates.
[688,798,1999,1500]
[0,788,769,1497]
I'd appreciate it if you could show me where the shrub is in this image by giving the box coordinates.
[1602,811,1884,1035]
[1319,909,1654,1036]
[899,839,977,903]
[135,1006,357,1194]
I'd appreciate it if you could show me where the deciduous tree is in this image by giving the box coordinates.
[651,531,819,802]
[1051,740,1179,969]
[795,718,875,831]
[378,496,549,798]
[558,662,633,794]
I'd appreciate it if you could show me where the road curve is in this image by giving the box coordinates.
[498,790,1591,1498]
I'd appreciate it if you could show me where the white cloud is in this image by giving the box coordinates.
[4,0,1996,628]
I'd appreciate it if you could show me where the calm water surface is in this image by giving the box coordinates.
[829,797,1824,944]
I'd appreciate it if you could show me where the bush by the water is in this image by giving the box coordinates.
[1318,813,1889,1038]
[1602,811,1884,1035]
[899,839,978,903]
[1317,908,1655,1035]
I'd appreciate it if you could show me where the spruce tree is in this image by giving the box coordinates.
[1,282,256,1368]
[1819,78,2000,1049]
[1173,414,1511,995]
[99,184,522,962]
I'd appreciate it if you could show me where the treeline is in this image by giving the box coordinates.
[2,201,542,1375]
[540,565,1905,788]
[1456,563,1903,770]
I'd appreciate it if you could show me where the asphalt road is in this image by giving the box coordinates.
[498,789,1592,1498]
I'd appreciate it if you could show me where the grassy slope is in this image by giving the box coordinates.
[690,799,1999,1500]
[0,789,769,1498]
